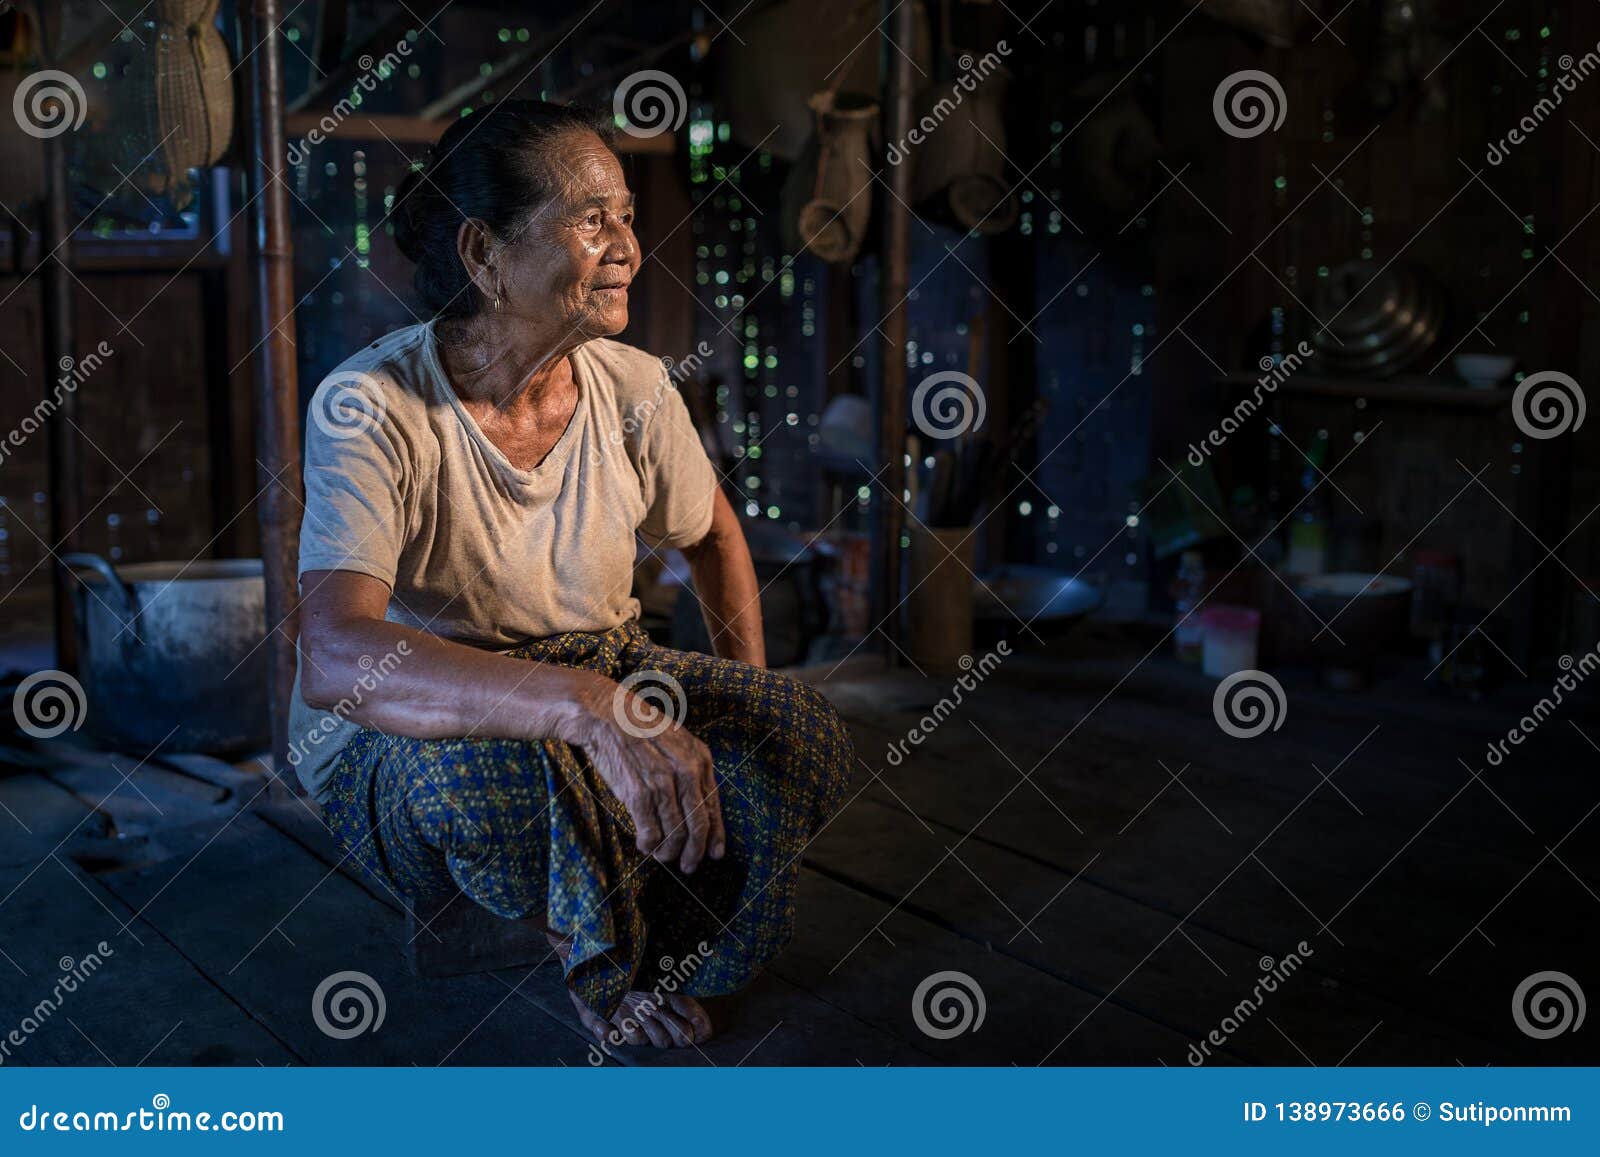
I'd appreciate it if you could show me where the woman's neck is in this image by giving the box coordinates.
[435,311,578,411]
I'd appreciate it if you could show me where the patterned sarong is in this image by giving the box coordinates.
[322,621,852,1018]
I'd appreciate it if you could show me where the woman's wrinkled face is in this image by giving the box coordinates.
[495,130,639,340]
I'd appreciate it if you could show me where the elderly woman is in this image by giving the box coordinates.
[290,101,852,1051]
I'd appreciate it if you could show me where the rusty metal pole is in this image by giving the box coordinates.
[241,0,304,773]
[877,0,914,665]
[41,130,81,673]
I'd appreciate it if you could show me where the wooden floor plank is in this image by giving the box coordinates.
[0,771,109,867]
[99,799,925,1066]
[775,870,1222,1065]
[821,662,1594,1056]
[4,637,1586,1068]
[838,713,1575,1047]
[0,858,296,1066]
[39,760,235,848]
[244,790,931,1065]
[803,797,1513,1064]
[94,813,598,1066]
[636,966,937,1066]
[828,656,1597,879]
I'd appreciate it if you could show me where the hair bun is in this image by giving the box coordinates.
[390,156,434,264]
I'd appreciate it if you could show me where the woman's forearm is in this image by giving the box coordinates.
[298,568,723,874]
[683,490,766,667]
[298,580,607,745]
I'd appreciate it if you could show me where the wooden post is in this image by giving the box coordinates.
[41,130,80,673]
[240,0,304,773]
[877,0,915,665]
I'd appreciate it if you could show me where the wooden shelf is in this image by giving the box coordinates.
[1220,372,1513,409]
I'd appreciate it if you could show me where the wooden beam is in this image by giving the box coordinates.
[876,0,916,664]
[27,0,83,671]
[417,0,620,120]
[547,28,695,105]
[283,111,675,154]
[287,2,450,114]
[241,0,304,776]
[40,131,80,674]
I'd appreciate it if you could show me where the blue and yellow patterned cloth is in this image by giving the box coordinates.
[322,621,852,1018]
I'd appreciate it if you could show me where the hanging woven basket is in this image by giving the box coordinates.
[908,56,1018,235]
[782,91,879,265]
[136,0,234,206]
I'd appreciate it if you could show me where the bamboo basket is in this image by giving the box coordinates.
[119,0,234,207]
[783,91,879,264]
[908,60,1017,235]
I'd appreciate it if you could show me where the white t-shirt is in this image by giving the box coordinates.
[288,321,717,799]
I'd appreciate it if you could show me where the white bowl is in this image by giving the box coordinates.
[1453,353,1515,389]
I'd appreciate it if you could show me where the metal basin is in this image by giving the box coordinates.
[61,554,270,755]
[1293,571,1414,689]
[975,565,1104,637]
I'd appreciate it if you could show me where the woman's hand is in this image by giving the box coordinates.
[299,572,726,873]
[570,675,726,875]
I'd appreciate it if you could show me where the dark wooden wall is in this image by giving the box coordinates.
[1149,0,1599,660]
[0,254,256,593]
[6,1,1594,664]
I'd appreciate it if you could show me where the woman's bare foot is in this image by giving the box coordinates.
[567,987,713,1050]
[546,932,713,1050]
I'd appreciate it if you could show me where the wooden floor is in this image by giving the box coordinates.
[2,622,1595,1066]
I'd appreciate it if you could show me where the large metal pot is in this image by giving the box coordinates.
[1291,571,1414,690]
[60,553,270,755]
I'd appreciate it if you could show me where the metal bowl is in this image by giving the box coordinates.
[1311,262,1446,378]
[974,565,1103,630]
